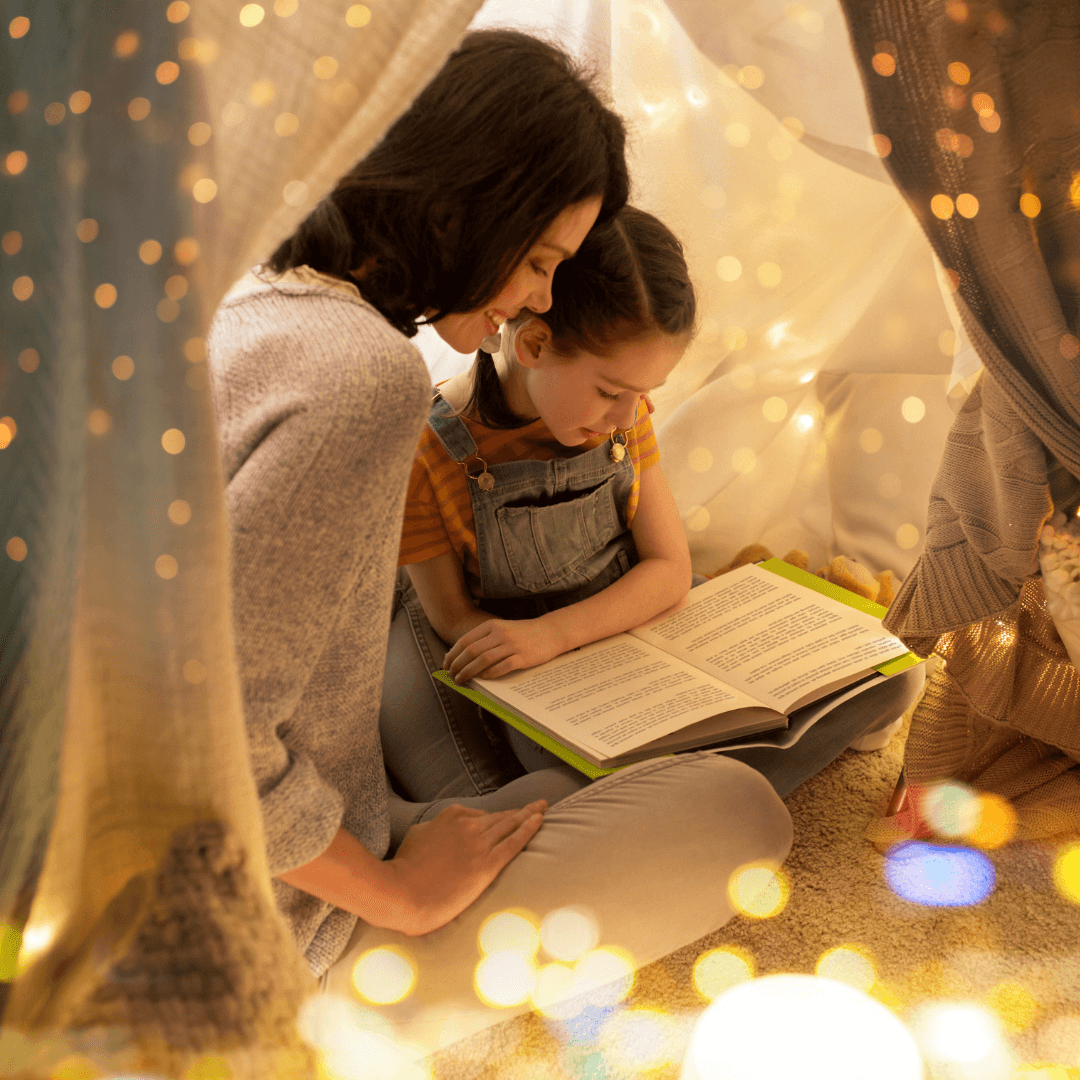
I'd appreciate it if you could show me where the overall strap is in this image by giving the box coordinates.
[427,393,479,465]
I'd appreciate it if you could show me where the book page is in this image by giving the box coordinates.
[631,563,908,713]
[472,634,766,759]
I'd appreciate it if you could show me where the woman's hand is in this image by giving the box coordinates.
[385,801,547,936]
[446,617,567,682]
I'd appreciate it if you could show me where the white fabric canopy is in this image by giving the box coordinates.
[420,0,975,579]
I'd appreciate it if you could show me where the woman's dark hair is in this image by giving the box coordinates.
[268,30,629,336]
[467,205,696,427]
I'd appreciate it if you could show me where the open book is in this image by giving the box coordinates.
[433,559,921,777]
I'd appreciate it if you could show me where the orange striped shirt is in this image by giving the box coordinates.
[399,397,659,584]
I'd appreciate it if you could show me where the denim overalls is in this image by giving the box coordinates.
[380,395,643,791]
[427,393,640,617]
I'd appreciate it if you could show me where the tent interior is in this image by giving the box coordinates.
[2,0,1080,1077]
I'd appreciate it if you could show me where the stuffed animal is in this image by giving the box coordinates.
[712,544,899,607]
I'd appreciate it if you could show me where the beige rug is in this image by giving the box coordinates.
[430,676,1080,1079]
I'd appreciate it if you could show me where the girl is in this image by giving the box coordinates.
[392,206,695,776]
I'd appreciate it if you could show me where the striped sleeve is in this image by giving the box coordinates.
[628,399,659,471]
[398,435,453,566]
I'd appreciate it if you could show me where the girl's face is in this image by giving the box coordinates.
[433,197,602,355]
[515,324,687,447]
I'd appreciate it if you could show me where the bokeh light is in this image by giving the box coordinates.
[731,447,756,474]
[155,554,178,579]
[157,61,180,84]
[956,193,979,218]
[275,112,300,137]
[112,355,134,383]
[686,506,710,532]
[910,1002,1012,1078]
[44,101,65,125]
[297,995,410,1080]
[192,178,218,203]
[6,150,28,176]
[932,194,955,219]
[188,121,211,146]
[816,945,876,991]
[87,408,111,436]
[18,348,39,372]
[724,123,750,148]
[9,15,30,37]
[346,4,372,27]
[474,950,536,1007]
[873,52,896,77]
[167,2,191,23]
[314,55,339,79]
[762,397,787,423]
[681,974,922,1080]
[757,262,782,287]
[692,946,754,1001]
[967,793,1017,849]
[948,61,971,85]
[1,230,21,255]
[921,781,980,837]
[168,499,192,525]
[884,840,995,906]
[68,90,90,113]
[12,275,34,300]
[687,447,714,473]
[896,524,920,550]
[239,3,265,27]
[1052,841,1080,904]
[283,180,310,206]
[6,537,28,562]
[716,255,742,282]
[139,240,162,264]
[531,961,576,1016]
[901,396,926,423]
[601,1008,677,1072]
[77,218,99,242]
[728,863,789,918]
[985,980,1039,1034]
[351,946,416,1005]
[0,417,15,447]
[128,96,151,121]
[162,428,186,454]
[275,0,299,14]
[479,910,539,959]
[859,427,884,453]
[572,947,634,1007]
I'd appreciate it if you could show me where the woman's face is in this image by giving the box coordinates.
[433,197,602,355]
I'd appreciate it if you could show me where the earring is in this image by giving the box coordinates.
[609,431,628,463]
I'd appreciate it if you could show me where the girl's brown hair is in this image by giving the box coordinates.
[468,205,696,427]
[268,30,629,337]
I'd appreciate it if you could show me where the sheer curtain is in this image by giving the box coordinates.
[420,0,967,581]
[1,1,480,1074]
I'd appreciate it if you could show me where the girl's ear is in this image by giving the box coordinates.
[513,318,552,369]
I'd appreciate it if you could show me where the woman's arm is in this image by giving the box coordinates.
[444,464,692,682]
[279,801,546,937]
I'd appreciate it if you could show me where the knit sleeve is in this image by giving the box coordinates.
[208,286,429,875]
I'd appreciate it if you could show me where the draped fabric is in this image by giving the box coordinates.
[0,1,480,1074]
[838,0,1080,838]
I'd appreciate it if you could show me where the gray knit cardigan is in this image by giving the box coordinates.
[207,268,430,975]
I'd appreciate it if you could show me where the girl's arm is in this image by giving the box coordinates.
[444,463,692,682]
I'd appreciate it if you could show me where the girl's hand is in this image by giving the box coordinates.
[446,617,566,682]
[386,801,547,936]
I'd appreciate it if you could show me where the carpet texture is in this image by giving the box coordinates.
[429,664,1080,1078]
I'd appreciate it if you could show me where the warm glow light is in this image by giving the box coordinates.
[859,427,883,453]
[972,92,995,116]
[2,230,22,255]
[681,975,923,1080]
[345,4,372,26]
[796,413,813,433]
[162,428,186,454]
[166,274,189,300]
[94,283,117,308]
[479,911,539,958]
[139,240,162,264]
[948,61,971,85]
[0,417,15,448]
[188,121,211,145]
[239,4,265,26]
[313,55,339,79]
[531,962,577,1016]
[872,53,896,76]
[692,947,754,1001]
[967,793,1017,849]
[43,101,65,124]
[12,275,33,301]
[68,90,90,113]
[757,262,782,287]
[297,996,405,1080]
[956,193,979,218]
[870,133,892,157]
[724,122,750,147]
[884,840,995,906]
[738,65,764,89]
[6,150,27,175]
[602,1008,676,1071]
[18,349,39,373]
[283,180,309,206]
[7,90,28,113]
[1020,193,1042,218]
[716,256,742,282]
[1053,842,1080,904]
[155,554,179,579]
[114,30,140,57]
[815,946,876,991]
[9,16,30,37]
[6,537,28,562]
[175,237,200,265]
[274,112,300,136]
[901,396,926,423]
[911,1002,1009,1072]
[688,447,714,472]
[980,112,1002,133]
[157,61,180,84]
[192,178,218,203]
[572,947,634,1007]
[985,981,1039,1034]
[762,397,788,423]
[184,338,207,363]
[167,2,191,23]
[686,506,710,532]
[896,524,920,550]
[128,96,151,120]
[112,355,135,380]
[352,947,417,1005]
[76,218,98,242]
[921,781,980,837]
[474,951,535,1007]
[87,408,111,436]
[728,864,788,918]
[931,194,955,219]
[275,0,299,14]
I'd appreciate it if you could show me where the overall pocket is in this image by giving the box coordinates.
[495,480,620,593]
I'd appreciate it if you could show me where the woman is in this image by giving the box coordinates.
[208,29,791,1026]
